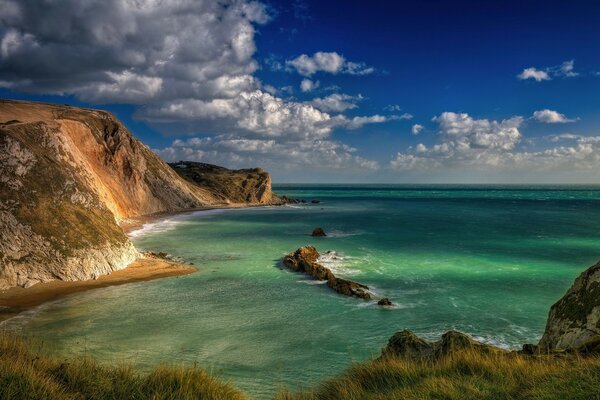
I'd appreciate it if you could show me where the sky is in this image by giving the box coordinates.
[1,0,600,183]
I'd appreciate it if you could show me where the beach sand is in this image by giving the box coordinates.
[0,258,196,322]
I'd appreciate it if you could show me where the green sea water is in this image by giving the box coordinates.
[4,185,600,398]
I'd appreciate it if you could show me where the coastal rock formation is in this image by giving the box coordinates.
[378,298,393,306]
[170,161,280,205]
[381,330,504,360]
[311,227,326,237]
[0,100,277,289]
[282,246,371,299]
[539,260,600,350]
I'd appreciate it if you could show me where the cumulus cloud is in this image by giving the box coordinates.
[517,60,579,82]
[308,93,362,113]
[285,51,374,76]
[391,112,524,170]
[155,135,380,177]
[390,112,600,180]
[300,78,319,92]
[411,124,424,135]
[532,109,577,124]
[517,68,550,82]
[0,0,391,177]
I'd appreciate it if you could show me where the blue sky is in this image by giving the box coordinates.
[1,0,600,182]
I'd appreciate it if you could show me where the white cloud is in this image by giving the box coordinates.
[300,78,319,92]
[308,93,362,113]
[286,51,374,76]
[384,104,402,112]
[532,109,576,124]
[517,60,579,82]
[390,112,600,181]
[411,124,424,135]
[155,135,380,175]
[517,67,550,82]
[0,0,391,159]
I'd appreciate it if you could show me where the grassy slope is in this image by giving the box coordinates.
[0,334,246,400]
[277,350,600,400]
[4,332,600,400]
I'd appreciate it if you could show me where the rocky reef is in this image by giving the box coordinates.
[539,260,600,350]
[282,246,371,299]
[0,100,278,289]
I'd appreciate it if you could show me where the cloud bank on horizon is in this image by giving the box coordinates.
[1,0,599,182]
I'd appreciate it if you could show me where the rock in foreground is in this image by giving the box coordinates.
[282,246,370,299]
[539,260,600,350]
[381,330,504,360]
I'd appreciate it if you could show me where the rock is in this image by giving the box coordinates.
[381,330,504,360]
[311,199,320,204]
[282,246,371,300]
[539,260,600,350]
[311,227,326,237]
[378,298,393,306]
[328,277,371,300]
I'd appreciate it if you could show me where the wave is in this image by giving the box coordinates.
[127,209,227,238]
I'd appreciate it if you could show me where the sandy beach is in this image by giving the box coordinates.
[0,258,196,322]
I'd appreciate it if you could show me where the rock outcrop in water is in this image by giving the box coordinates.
[539,260,600,350]
[311,227,326,237]
[282,246,371,299]
[0,100,278,289]
[381,330,504,360]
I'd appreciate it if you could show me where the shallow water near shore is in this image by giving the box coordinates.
[5,184,600,398]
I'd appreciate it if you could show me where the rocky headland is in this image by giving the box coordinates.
[0,99,279,290]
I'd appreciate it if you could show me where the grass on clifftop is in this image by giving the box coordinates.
[4,332,600,400]
[276,349,600,400]
[0,333,246,400]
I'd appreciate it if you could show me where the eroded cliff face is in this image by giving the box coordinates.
[0,100,277,289]
[539,260,600,350]
[170,162,279,205]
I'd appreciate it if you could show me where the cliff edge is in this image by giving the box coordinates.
[0,100,277,289]
[539,260,600,350]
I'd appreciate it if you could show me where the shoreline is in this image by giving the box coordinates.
[119,202,282,235]
[0,203,280,323]
[0,258,196,323]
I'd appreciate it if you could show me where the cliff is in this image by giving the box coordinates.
[170,161,278,205]
[539,260,600,350]
[0,100,277,289]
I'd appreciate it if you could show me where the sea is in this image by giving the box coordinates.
[4,184,600,398]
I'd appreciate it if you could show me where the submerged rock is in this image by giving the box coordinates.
[378,298,393,306]
[282,246,371,300]
[311,199,320,204]
[539,260,600,350]
[381,330,504,360]
[311,227,327,237]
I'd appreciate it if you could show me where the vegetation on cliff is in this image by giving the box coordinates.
[0,333,246,400]
[276,346,600,400]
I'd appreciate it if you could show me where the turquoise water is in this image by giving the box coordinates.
[5,185,600,398]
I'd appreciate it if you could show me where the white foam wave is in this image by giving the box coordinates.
[317,250,361,276]
[325,229,365,238]
[127,209,226,238]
